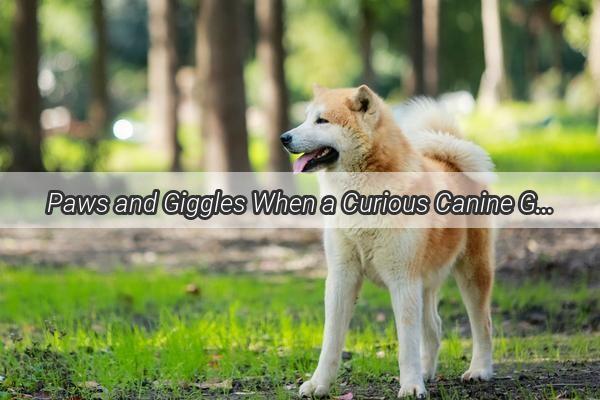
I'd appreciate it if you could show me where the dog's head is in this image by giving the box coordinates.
[281,84,383,173]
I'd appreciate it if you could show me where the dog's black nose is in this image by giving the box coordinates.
[280,133,292,146]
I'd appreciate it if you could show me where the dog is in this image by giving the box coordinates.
[280,85,495,398]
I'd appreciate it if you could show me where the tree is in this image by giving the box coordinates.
[359,0,375,88]
[86,0,109,171]
[196,0,252,172]
[11,0,44,171]
[423,0,439,96]
[478,0,506,109]
[409,0,425,95]
[590,0,600,139]
[256,0,290,173]
[148,0,181,171]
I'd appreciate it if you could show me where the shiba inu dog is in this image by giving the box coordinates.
[281,85,495,398]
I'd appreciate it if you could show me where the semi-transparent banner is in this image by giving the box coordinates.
[0,172,598,228]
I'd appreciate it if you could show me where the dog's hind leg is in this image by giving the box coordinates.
[420,287,442,381]
[454,228,494,381]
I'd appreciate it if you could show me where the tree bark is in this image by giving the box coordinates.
[478,0,506,109]
[196,0,252,172]
[359,0,375,88]
[84,0,109,171]
[423,0,439,96]
[148,0,182,171]
[11,0,44,171]
[256,0,290,173]
[409,0,424,95]
[589,0,600,139]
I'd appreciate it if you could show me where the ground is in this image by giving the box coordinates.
[0,228,599,399]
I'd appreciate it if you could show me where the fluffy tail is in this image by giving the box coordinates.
[395,97,495,182]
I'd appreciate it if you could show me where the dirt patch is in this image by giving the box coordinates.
[425,361,600,400]
[0,228,598,285]
[110,361,600,399]
[205,361,600,399]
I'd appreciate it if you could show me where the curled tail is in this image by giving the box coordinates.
[395,97,494,182]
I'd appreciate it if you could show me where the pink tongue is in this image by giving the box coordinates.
[293,150,319,174]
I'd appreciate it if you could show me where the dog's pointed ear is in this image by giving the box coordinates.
[348,84,375,113]
[312,83,326,96]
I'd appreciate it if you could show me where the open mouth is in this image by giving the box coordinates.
[292,146,339,173]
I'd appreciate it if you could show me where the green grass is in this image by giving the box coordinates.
[0,267,598,399]
[463,102,600,172]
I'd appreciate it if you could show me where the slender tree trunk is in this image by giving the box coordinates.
[196,0,252,172]
[478,0,506,109]
[11,0,44,171]
[359,0,375,88]
[524,8,537,85]
[148,0,181,171]
[256,0,290,173]
[86,0,109,171]
[589,0,600,139]
[423,0,439,96]
[90,0,108,134]
[409,0,424,95]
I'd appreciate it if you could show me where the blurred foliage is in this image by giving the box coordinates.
[285,3,361,99]
[0,0,598,172]
[552,0,593,54]
[0,1,14,115]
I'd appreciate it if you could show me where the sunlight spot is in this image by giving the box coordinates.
[113,119,134,140]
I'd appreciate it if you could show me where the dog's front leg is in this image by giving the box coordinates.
[299,259,361,398]
[388,280,426,398]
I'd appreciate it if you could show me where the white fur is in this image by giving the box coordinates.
[396,97,462,138]
[300,226,433,399]
[396,98,496,184]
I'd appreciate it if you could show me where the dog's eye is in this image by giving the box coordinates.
[315,117,329,124]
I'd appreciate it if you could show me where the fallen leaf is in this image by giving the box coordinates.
[209,353,223,367]
[185,283,200,295]
[77,381,107,393]
[196,379,232,391]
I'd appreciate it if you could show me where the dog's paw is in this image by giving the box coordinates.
[397,382,426,398]
[298,379,330,398]
[461,366,493,382]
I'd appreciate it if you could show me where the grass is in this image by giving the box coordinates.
[0,267,598,399]
[462,101,600,172]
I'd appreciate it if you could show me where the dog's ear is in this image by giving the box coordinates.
[348,85,379,126]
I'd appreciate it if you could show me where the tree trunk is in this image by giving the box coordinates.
[423,0,439,96]
[256,0,290,173]
[409,0,424,95]
[11,0,44,171]
[359,0,375,88]
[196,0,252,172]
[478,0,506,109]
[589,0,600,139]
[85,0,109,171]
[148,0,181,171]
